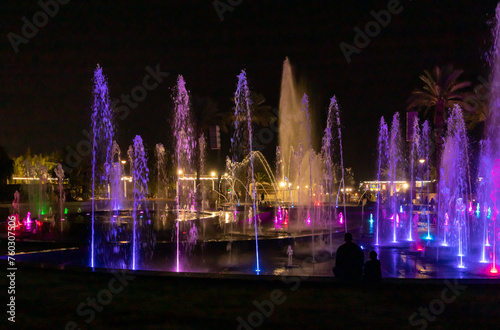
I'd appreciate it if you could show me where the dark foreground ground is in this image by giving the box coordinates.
[1,261,500,330]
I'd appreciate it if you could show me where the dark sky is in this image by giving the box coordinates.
[1,0,499,180]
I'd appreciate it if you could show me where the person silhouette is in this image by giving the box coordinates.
[363,251,382,284]
[333,233,364,282]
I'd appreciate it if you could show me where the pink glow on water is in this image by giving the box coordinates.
[339,212,344,224]
[24,212,32,231]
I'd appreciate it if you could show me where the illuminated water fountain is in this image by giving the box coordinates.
[476,3,500,274]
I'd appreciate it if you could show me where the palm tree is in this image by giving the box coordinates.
[463,84,489,130]
[230,92,277,157]
[0,145,13,186]
[190,96,231,214]
[407,65,472,177]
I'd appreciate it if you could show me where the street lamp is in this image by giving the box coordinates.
[280,181,286,202]
[419,159,425,204]
[210,171,216,190]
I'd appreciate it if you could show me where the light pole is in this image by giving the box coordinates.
[419,158,425,204]
[211,171,216,191]
[121,160,127,198]
[280,181,286,203]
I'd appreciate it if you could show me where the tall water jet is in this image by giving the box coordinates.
[90,64,114,269]
[476,3,500,274]
[408,116,420,241]
[108,141,122,211]
[439,105,469,267]
[293,142,303,229]
[376,117,389,245]
[130,136,150,270]
[279,58,308,183]
[478,140,492,263]
[233,70,260,272]
[322,96,346,252]
[54,164,65,223]
[155,143,167,230]
[172,75,195,272]
[333,97,347,231]
[388,113,403,243]
[322,100,334,254]
[419,121,432,240]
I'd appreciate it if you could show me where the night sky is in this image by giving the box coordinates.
[1,0,499,180]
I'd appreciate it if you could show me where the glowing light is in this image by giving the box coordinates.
[24,212,32,231]
[178,169,183,175]
[121,160,126,164]
[403,183,409,189]
[488,207,492,219]
[419,158,425,164]
[210,171,216,177]
[64,208,68,215]
[399,205,403,213]
[476,203,480,218]
[280,181,286,187]
[491,267,499,274]
[369,214,374,223]
[339,212,344,224]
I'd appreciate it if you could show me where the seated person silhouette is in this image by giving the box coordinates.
[363,250,382,283]
[334,233,364,282]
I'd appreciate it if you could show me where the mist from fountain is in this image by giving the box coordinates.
[90,64,114,269]
[108,140,123,211]
[439,105,469,266]
[172,75,196,272]
[376,117,389,245]
[476,3,500,273]
[408,116,420,241]
[233,70,260,272]
[130,135,152,270]
[388,113,403,243]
